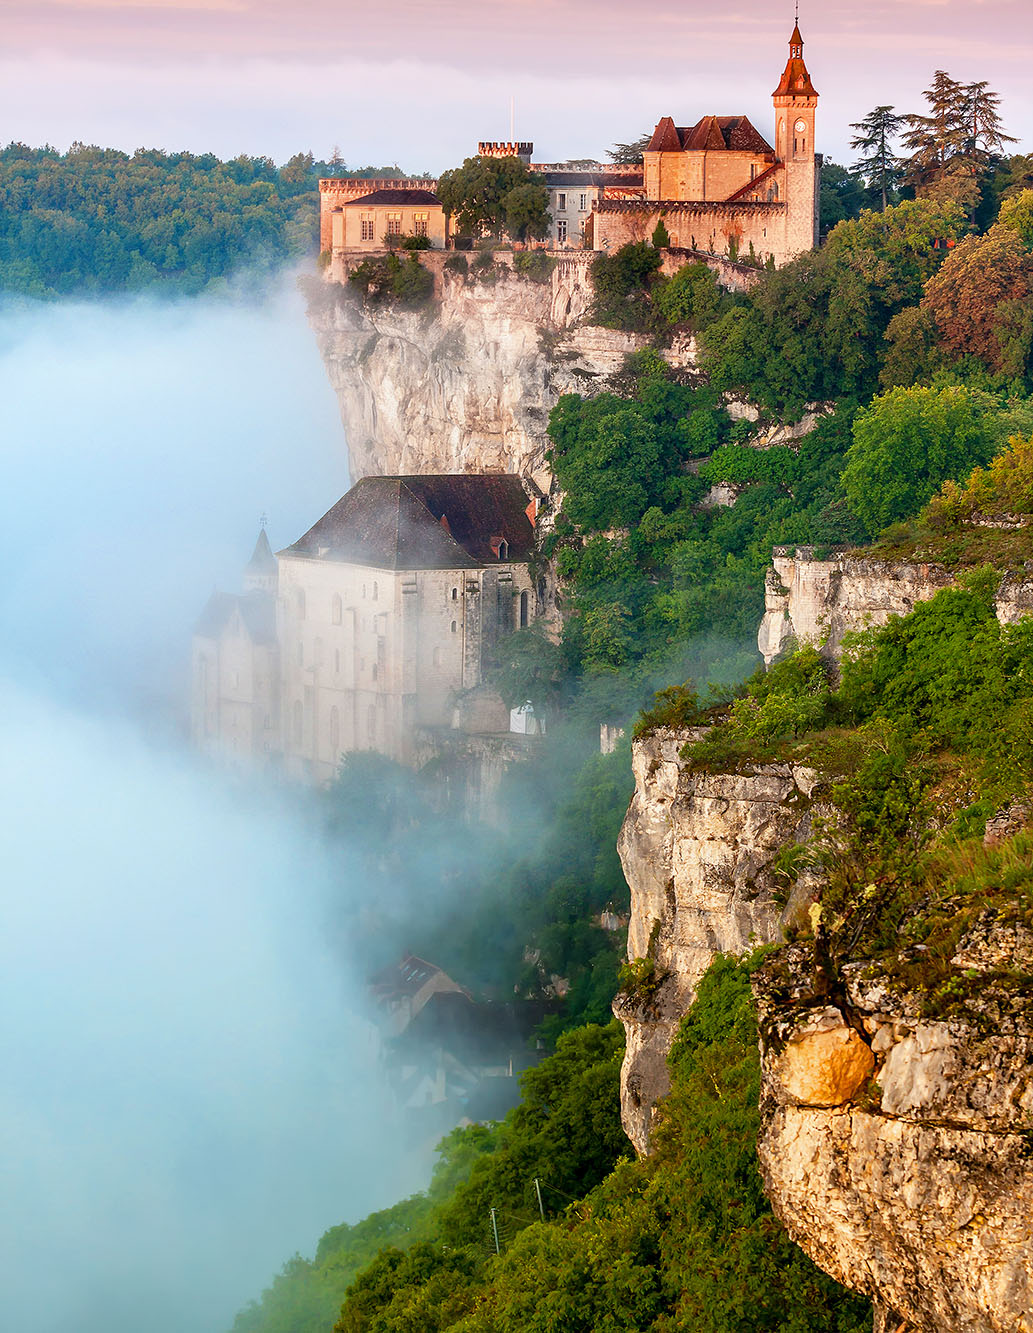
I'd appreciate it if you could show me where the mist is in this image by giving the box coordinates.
[0,276,422,1333]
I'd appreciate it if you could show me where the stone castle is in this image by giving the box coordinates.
[319,22,820,269]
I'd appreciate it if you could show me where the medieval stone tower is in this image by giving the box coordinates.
[773,20,820,256]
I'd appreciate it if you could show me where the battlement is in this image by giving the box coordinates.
[478,142,534,161]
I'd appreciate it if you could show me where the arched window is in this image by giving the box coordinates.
[520,590,529,629]
[498,540,509,560]
[450,620,458,634]
[451,587,458,601]
[331,593,342,625]
[293,699,303,745]
[329,706,340,752]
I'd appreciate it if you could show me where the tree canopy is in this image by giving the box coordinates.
[436,155,549,240]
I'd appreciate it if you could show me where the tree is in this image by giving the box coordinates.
[608,132,651,165]
[921,222,1033,378]
[589,241,662,330]
[820,161,870,231]
[841,384,1000,534]
[850,105,905,211]
[963,80,1017,162]
[902,70,968,191]
[436,154,548,240]
[651,217,671,249]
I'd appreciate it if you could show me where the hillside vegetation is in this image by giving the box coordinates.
[240,190,1033,1330]
[0,145,418,296]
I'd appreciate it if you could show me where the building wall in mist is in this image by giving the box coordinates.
[192,606,280,767]
[275,553,535,781]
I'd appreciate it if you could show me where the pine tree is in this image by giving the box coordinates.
[902,70,968,190]
[849,105,905,211]
[962,81,1017,162]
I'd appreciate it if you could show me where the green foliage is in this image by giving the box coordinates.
[443,253,469,275]
[701,199,968,416]
[0,142,404,296]
[925,431,1033,525]
[436,155,549,240]
[651,260,725,331]
[325,968,868,1333]
[513,250,556,283]
[348,253,434,307]
[842,384,1001,534]
[590,241,662,330]
[651,218,671,249]
[633,682,705,738]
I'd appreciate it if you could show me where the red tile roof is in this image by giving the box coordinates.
[646,115,774,156]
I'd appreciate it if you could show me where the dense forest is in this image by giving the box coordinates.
[0,145,420,296]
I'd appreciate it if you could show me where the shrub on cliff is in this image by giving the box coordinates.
[347,252,434,307]
[590,241,662,330]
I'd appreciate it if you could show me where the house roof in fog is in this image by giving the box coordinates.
[246,527,277,574]
[369,952,464,1002]
[281,474,535,570]
[194,589,276,644]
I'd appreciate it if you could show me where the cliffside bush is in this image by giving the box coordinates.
[513,250,556,283]
[590,241,662,330]
[348,253,434,307]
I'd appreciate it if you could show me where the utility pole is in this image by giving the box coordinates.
[489,1207,500,1255]
[533,1177,545,1223]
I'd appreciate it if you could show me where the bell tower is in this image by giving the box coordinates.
[773,14,819,256]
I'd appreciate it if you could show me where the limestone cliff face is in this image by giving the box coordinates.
[614,728,826,1155]
[753,926,1033,1333]
[305,255,653,491]
[759,546,1033,664]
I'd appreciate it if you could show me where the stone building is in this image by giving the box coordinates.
[319,176,440,252]
[277,474,537,781]
[194,476,540,784]
[329,187,447,252]
[592,22,820,265]
[192,529,281,767]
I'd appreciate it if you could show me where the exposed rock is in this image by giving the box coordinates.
[758,547,1033,665]
[305,255,649,491]
[754,924,1033,1333]
[983,800,1032,849]
[613,727,828,1154]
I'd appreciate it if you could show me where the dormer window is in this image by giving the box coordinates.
[498,540,509,560]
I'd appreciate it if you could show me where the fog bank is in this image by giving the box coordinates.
[0,277,416,1333]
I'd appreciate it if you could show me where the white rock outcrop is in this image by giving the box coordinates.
[754,933,1033,1333]
[613,727,826,1155]
[758,546,1033,664]
[305,256,650,491]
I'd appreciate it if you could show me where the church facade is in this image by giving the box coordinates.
[192,475,540,783]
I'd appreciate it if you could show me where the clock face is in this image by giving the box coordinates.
[794,119,807,133]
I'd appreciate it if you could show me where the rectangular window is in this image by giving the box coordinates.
[750,164,756,181]
[385,212,402,236]
[579,193,587,212]
[360,217,375,241]
[556,193,567,211]
[556,219,568,243]
[413,212,428,237]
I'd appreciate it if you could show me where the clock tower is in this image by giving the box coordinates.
[773,18,819,255]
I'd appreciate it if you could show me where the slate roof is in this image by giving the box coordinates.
[246,527,277,575]
[646,115,774,156]
[282,475,535,570]
[194,590,277,644]
[341,188,442,208]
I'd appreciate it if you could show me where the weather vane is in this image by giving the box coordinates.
[260,511,268,530]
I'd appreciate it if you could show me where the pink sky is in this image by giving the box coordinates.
[0,0,1029,169]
